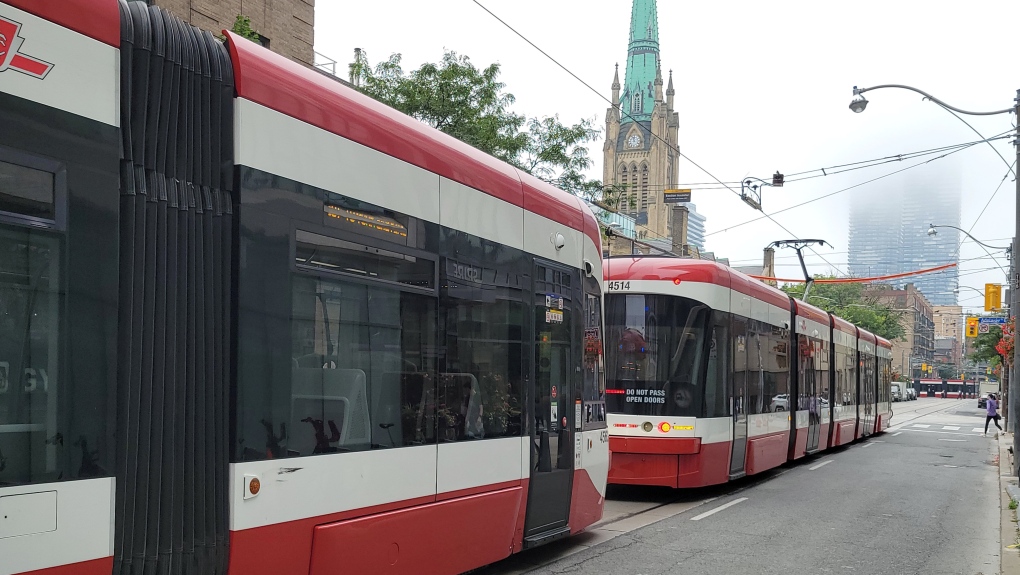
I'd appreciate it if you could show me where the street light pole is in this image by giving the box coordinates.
[851,84,1019,474]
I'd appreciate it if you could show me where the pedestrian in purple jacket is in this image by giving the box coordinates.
[985,394,1002,436]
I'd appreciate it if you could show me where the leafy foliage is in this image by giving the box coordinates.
[230,15,260,43]
[996,317,1014,365]
[781,280,906,342]
[970,324,1004,363]
[350,50,618,208]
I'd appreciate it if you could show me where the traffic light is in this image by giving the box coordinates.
[966,316,979,338]
[985,283,1002,312]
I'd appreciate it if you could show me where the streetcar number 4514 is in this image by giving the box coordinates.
[607,281,630,291]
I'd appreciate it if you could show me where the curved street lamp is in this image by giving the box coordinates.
[850,84,1019,456]
[927,223,1010,280]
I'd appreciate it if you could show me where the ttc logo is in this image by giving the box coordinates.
[0,16,53,79]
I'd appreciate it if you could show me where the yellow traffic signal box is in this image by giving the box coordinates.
[985,283,1002,312]
[966,316,979,338]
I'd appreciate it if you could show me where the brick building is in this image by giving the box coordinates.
[865,283,935,378]
[153,0,314,66]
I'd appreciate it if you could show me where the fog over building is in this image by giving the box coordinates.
[848,170,960,305]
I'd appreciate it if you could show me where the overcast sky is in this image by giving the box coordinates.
[314,0,1017,312]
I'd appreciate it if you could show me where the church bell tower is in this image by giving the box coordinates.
[603,0,679,240]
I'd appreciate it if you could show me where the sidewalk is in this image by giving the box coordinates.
[998,432,1020,574]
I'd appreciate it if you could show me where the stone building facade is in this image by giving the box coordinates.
[865,283,935,378]
[153,0,314,66]
[603,0,680,240]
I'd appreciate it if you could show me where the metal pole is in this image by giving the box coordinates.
[1012,89,1019,474]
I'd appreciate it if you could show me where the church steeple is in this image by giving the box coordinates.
[621,0,660,124]
[611,63,621,107]
[666,69,675,110]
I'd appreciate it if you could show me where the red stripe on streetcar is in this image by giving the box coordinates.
[15,557,113,575]
[610,436,701,455]
[4,0,120,47]
[308,487,522,575]
[569,468,604,534]
[223,32,597,250]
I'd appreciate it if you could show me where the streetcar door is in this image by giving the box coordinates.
[804,335,822,453]
[523,260,576,545]
[729,316,748,478]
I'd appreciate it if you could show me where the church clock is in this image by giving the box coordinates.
[626,134,641,149]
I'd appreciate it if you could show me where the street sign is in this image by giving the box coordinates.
[663,189,691,203]
[984,283,1002,312]
[978,317,1007,325]
[979,323,991,334]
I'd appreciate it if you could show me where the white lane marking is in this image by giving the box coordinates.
[892,432,903,436]
[973,428,986,433]
[809,460,833,471]
[900,428,981,437]
[690,497,748,521]
[938,439,967,442]
[942,426,960,430]
[912,424,931,428]
[860,442,875,448]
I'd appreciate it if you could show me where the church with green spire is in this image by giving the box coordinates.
[603,0,680,241]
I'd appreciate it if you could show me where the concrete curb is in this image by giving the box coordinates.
[998,432,1020,575]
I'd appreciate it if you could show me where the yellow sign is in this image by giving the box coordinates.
[985,283,1002,312]
[966,316,979,338]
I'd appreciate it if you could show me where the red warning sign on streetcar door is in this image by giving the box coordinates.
[551,386,557,399]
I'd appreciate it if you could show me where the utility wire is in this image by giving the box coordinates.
[664,133,1011,191]
[470,0,848,276]
[707,144,975,237]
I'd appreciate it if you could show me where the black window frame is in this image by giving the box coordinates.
[290,221,439,297]
[0,146,67,231]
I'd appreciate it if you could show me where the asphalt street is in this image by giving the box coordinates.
[477,398,1001,575]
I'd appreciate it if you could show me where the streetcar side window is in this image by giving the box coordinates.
[703,311,730,418]
[0,159,53,222]
[439,289,524,442]
[288,275,438,455]
[0,228,62,485]
[581,275,606,430]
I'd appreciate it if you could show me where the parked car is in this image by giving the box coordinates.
[905,387,917,400]
[771,394,789,411]
[891,383,903,402]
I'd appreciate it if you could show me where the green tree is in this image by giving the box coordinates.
[781,280,906,341]
[350,50,620,209]
[230,15,260,43]
[969,325,1003,363]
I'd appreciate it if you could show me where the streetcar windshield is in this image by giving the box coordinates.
[605,294,712,417]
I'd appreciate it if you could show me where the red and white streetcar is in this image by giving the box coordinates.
[603,257,892,488]
[0,2,608,574]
